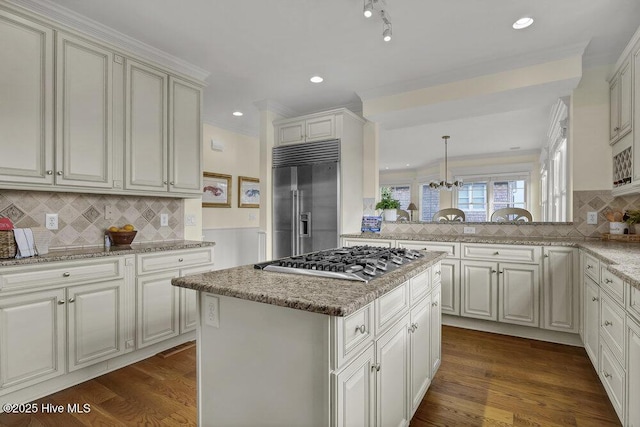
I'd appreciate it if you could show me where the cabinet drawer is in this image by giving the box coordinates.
[342,238,393,248]
[409,269,430,305]
[600,343,625,422]
[137,248,214,274]
[0,257,124,292]
[600,294,626,365]
[461,244,539,263]
[397,241,459,258]
[583,252,600,282]
[331,302,374,370]
[600,267,625,304]
[629,284,640,322]
[375,281,409,335]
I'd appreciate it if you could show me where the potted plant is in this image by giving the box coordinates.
[376,187,401,221]
[624,209,640,234]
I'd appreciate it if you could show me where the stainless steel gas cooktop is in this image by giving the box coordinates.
[254,246,425,282]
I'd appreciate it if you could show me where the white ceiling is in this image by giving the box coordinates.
[42,0,640,169]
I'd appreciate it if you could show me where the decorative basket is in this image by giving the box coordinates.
[601,233,640,242]
[0,230,17,258]
[108,230,137,246]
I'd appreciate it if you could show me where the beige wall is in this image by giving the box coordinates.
[570,65,613,191]
[198,123,261,230]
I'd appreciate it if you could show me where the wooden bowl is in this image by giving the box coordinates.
[108,230,137,246]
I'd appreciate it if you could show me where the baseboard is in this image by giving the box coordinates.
[442,315,584,346]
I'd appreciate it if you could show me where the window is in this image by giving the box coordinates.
[456,175,529,221]
[550,139,567,221]
[380,185,411,210]
[419,184,440,221]
[540,168,548,222]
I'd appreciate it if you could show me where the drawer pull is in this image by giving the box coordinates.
[62,272,71,277]
[178,258,184,262]
[604,278,613,284]
[493,251,499,255]
[592,296,599,302]
[355,325,367,334]
[57,299,65,305]
[604,320,613,326]
[604,371,612,379]
[68,297,75,303]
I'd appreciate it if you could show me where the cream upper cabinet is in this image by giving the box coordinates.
[0,10,54,185]
[610,57,632,144]
[125,59,168,192]
[275,114,336,145]
[56,33,113,188]
[168,77,202,194]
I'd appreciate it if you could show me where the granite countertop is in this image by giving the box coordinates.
[171,251,448,317]
[343,233,640,289]
[0,240,215,267]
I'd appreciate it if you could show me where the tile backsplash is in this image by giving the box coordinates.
[0,190,184,248]
[382,190,640,239]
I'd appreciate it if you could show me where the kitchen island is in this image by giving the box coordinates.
[172,250,446,427]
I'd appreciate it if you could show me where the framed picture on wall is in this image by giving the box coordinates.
[203,172,232,207]
[238,176,260,208]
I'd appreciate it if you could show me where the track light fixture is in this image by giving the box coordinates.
[361,0,393,42]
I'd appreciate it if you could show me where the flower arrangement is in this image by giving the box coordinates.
[375,187,400,210]
[624,210,640,226]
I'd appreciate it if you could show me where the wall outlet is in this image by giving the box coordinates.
[160,213,169,227]
[185,214,196,226]
[463,226,476,234]
[104,205,114,220]
[587,211,598,225]
[204,295,220,328]
[45,213,58,230]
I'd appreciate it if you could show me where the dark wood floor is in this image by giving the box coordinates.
[0,326,620,426]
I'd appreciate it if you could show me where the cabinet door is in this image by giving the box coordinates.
[583,275,600,368]
[56,33,113,188]
[375,314,409,427]
[0,10,54,185]
[137,271,179,348]
[125,59,168,192]
[440,259,460,316]
[542,247,578,332]
[0,289,65,392]
[306,115,335,142]
[461,260,498,321]
[610,74,620,143]
[409,294,431,417]
[618,59,632,139]
[333,344,375,427]
[634,45,640,181]
[179,265,214,334]
[277,120,305,145]
[628,317,640,427]
[430,282,442,377]
[67,279,126,371]
[169,76,202,194]
[498,262,539,327]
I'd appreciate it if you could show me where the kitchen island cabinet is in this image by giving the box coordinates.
[172,251,445,426]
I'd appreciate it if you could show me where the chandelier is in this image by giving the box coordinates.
[429,135,463,191]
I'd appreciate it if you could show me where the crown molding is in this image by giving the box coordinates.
[203,119,259,138]
[5,0,210,82]
[253,99,297,118]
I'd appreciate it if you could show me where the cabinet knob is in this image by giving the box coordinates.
[604,371,612,379]
[163,180,168,184]
[592,296,599,302]
[68,297,75,303]
[178,258,184,262]
[355,324,366,334]
[587,265,593,269]
[492,270,497,274]
[614,127,620,131]
[498,271,503,274]
[494,251,499,255]
[46,170,53,175]
[435,270,441,276]
[62,272,71,277]
[432,301,438,307]
[57,299,65,305]
[170,181,175,185]
[604,320,613,326]
[544,254,549,258]
[605,278,613,284]
[371,363,381,372]
[411,322,418,331]
[57,171,63,176]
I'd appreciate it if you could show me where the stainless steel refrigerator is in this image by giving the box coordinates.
[272,139,340,259]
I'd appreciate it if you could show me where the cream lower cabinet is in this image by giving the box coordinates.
[137,248,214,348]
[542,247,579,332]
[334,345,376,427]
[430,281,442,375]
[461,260,539,327]
[583,274,601,367]
[0,289,65,393]
[627,314,640,427]
[409,295,431,417]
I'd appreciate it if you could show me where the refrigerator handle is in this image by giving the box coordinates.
[292,190,299,255]
[300,212,311,238]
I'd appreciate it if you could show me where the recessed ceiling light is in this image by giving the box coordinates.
[385,166,389,170]
[232,111,243,117]
[512,17,534,30]
[406,163,410,167]
[310,76,324,83]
